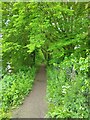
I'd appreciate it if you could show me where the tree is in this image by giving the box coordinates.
[2,2,89,71]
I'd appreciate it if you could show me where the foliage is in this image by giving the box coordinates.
[0,66,36,119]
[46,55,89,118]
[2,2,89,70]
[2,2,90,119]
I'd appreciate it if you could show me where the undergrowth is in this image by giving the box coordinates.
[46,55,89,118]
[0,66,36,119]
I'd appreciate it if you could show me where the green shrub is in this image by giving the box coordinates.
[46,56,89,118]
[0,66,36,119]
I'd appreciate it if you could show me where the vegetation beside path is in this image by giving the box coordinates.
[46,55,89,118]
[1,2,90,119]
[0,66,36,119]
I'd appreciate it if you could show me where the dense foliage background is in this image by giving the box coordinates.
[1,2,90,119]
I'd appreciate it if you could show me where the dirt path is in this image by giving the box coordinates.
[12,64,47,118]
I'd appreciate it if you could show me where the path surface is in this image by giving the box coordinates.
[12,64,47,118]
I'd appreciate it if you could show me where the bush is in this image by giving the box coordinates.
[46,56,89,118]
[0,66,36,119]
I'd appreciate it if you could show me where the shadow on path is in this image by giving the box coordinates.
[12,64,47,118]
